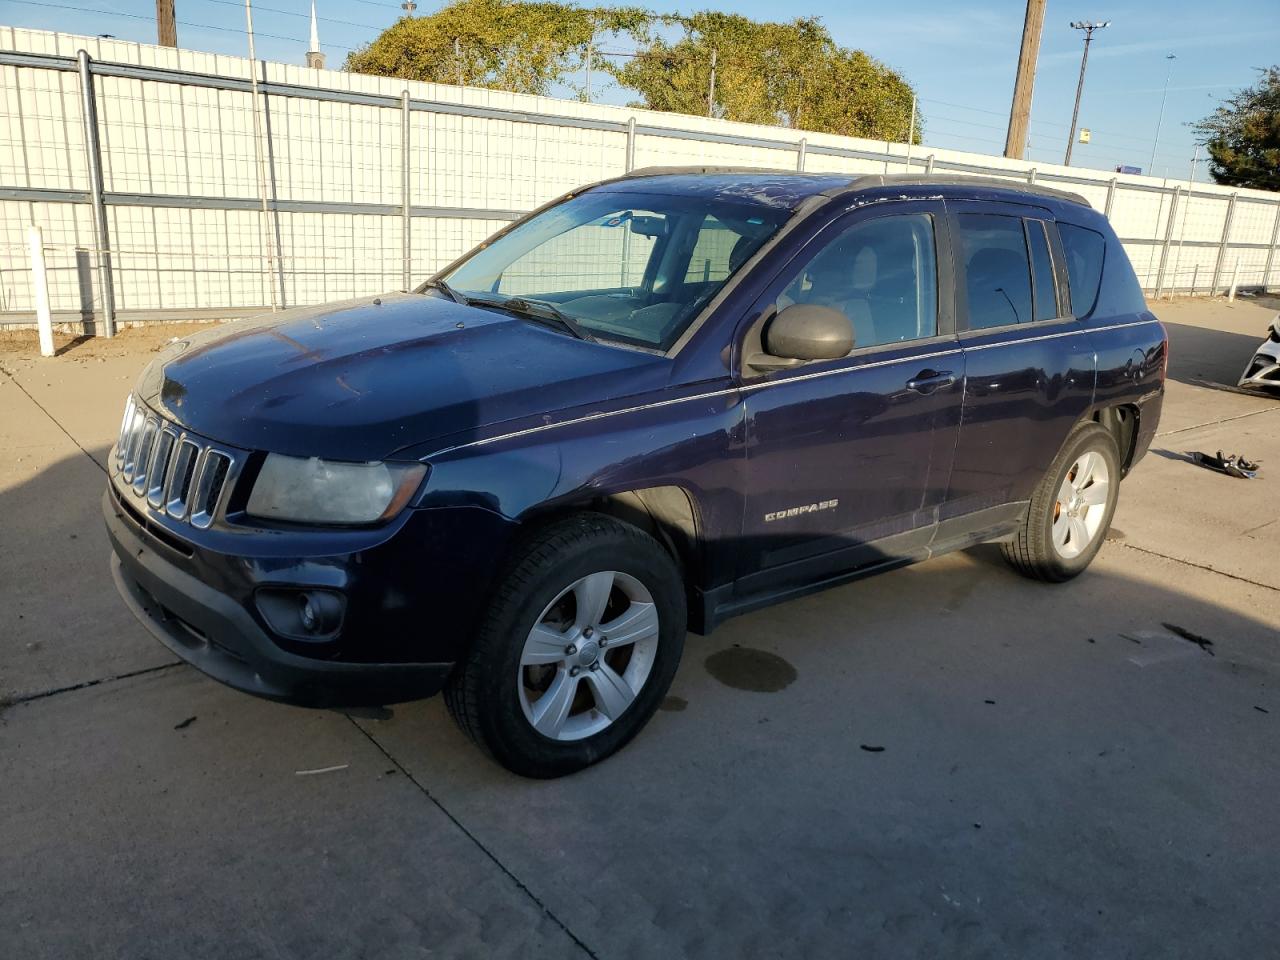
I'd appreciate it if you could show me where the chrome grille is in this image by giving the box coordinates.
[112,395,241,530]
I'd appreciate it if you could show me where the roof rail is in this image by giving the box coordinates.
[844,173,1089,206]
[623,165,800,179]
[620,165,1089,207]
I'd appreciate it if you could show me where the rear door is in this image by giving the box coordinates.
[736,200,965,594]
[942,200,1095,527]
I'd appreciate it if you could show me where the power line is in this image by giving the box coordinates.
[5,0,359,51]
[195,0,386,33]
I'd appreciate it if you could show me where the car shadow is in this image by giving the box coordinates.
[1161,320,1267,388]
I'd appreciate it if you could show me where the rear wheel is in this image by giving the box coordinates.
[445,513,685,778]
[1002,421,1120,582]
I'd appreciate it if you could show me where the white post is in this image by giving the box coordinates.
[27,226,55,357]
[905,95,915,170]
[1228,257,1240,302]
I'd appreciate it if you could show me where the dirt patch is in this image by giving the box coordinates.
[0,322,230,361]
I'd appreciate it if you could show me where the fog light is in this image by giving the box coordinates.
[256,587,346,642]
[300,595,318,632]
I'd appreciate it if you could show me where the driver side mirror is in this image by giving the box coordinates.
[748,304,854,372]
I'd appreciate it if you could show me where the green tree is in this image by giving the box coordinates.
[1193,66,1280,192]
[606,12,919,141]
[344,0,649,97]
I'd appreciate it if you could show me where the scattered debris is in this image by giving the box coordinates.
[1255,706,1270,715]
[983,699,996,705]
[1190,450,1260,479]
[173,716,197,730]
[295,764,349,776]
[859,744,885,753]
[973,823,982,830]
[1086,637,1096,644]
[659,695,688,712]
[1161,622,1216,656]
[383,768,397,776]
[1120,633,1143,645]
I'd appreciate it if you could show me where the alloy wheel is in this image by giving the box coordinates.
[517,571,660,741]
[1051,450,1110,559]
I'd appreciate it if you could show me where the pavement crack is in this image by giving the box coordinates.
[1113,540,1279,594]
[4,661,182,708]
[0,363,107,475]
[1156,404,1280,438]
[348,718,599,960]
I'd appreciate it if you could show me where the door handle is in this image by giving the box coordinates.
[905,369,957,394]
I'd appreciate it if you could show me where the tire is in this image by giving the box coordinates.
[444,513,686,778]
[1002,421,1121,583]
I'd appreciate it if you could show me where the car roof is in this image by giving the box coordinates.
[599,166,1088,210]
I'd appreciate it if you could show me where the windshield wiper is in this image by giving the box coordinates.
[470,295,597,343]
[422,277,468,305]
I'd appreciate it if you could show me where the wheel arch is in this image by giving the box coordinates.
[1089,403,1141,476]
[515,485,705,607]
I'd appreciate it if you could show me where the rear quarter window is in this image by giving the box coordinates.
[1058,223,1106,318]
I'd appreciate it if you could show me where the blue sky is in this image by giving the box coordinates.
[3,0,1277,179]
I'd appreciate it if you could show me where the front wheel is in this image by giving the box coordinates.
[1002,421,1121,582]
[445,514,686,778]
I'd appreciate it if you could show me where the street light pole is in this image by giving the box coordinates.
[1149,53,1176,173]
[1064,20,1109,167]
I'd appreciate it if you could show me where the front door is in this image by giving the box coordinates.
[736,201,965,596]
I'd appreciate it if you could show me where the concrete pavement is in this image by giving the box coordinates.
[2,299,1277,959]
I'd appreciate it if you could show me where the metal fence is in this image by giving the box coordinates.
[2,28,1279,335]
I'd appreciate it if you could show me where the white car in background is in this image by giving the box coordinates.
[1239,315,1280,393]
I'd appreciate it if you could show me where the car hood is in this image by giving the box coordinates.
[137,293,670,460]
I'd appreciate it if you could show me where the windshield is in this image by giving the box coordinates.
[437,190,791,350]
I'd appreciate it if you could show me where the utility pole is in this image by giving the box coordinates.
[1064,20,1109,166]
[155,0,177,47]
[1005,0,1045,160]
[1148,53,1176,173]
[707,48,717,118]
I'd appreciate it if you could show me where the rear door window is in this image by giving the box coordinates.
[1025,219,1060,320]
[1058,223,1107,318]
[956,214,1034,329]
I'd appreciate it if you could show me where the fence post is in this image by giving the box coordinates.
[1211,193,1238,295]
[796,138,807,172]
[625,117,636,172]
[1104,177,1117,218]
[244,53,279,311]
[1027,167,1037,184]
[27,226,55,357]
[1154,186,1180,299]
[1263,201,1280,293]
[1191,264,1199,296]
[401,90,411,292]
[1228,257,1241,301]
[76,50,116,338]
[925,154,935,174]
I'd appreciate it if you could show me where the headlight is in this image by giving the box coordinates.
[246,455,426,525]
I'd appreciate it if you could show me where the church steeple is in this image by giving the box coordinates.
[306,0,325,69]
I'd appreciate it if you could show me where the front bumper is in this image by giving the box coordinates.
[1239,339,1280,392]
[105,487,454,708]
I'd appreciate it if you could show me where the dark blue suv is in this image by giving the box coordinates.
[105,169,1166,777]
